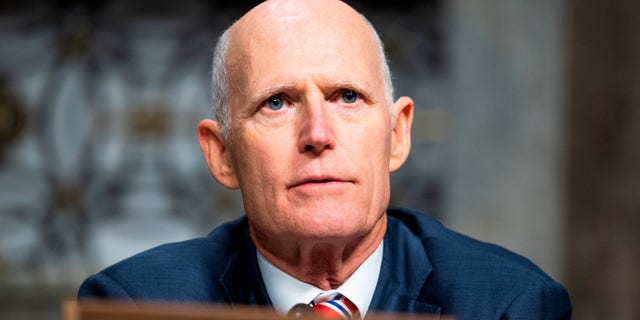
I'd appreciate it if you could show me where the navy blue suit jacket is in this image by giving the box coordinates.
[79,208,572,319]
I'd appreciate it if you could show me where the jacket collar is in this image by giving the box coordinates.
[219,223,272,307]
[368,212,442,316]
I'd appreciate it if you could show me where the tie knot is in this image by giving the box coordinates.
[309,291,360,320]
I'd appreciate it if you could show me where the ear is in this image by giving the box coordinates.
[389,96,414,172]
[197,119,240,189]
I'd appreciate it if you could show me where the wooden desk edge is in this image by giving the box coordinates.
[62,300,454,320]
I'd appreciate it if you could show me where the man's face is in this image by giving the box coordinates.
[210,2,410,244]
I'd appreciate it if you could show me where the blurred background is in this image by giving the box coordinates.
[0,0,638,319]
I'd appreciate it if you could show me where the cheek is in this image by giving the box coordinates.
[358,118,392,165]
[345,115,392,200]
[230,129,292,200]
[233,147,280,225]
[366,119,393,188]
[233,144,277,188]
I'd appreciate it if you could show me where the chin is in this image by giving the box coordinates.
[289,216,372,241]
[266,201,385,240]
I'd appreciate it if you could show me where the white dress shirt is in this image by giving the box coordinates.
[257,240,383,317]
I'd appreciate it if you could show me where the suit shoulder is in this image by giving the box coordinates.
[387,207,570,316]
[388,207,555,280]
[79,216,250,301]
[104,216,248,275]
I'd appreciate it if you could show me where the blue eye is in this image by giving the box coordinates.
[266,96,285,110]
[342,90,358,103]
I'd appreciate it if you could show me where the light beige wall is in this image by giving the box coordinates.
[444,0,567,281]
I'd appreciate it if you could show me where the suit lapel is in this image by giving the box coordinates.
[219,227,272,307]
[369,213,442,316]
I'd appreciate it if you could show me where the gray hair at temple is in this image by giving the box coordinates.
[209,15,395,140]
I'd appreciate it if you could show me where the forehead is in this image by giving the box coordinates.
[234,0,377,52]
[227,1,383,99]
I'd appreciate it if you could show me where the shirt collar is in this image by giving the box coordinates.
[257,240,383,317]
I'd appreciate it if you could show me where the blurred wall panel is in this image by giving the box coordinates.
[567,0,640,319]
[445,0,567,280]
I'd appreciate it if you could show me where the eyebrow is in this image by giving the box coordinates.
[330,80,375,104]
[332,80,370,94]
[249,83,297,106]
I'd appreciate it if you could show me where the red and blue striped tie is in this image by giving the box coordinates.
[309,291,360,320]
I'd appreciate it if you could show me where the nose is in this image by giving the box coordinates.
[297,97,336,155]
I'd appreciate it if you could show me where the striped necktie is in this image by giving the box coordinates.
[309,291,360,320]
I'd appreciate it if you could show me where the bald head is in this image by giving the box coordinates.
[232,0,375,46]
[210,0,394,137]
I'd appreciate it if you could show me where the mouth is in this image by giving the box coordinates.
[288,175,353,189]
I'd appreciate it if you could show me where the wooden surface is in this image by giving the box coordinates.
[62,300,451,320]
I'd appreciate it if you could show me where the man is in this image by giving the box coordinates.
[79,0,572,319]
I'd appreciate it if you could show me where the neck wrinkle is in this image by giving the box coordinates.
[251,214,387,290]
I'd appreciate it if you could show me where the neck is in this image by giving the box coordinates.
[251,214,387,290]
